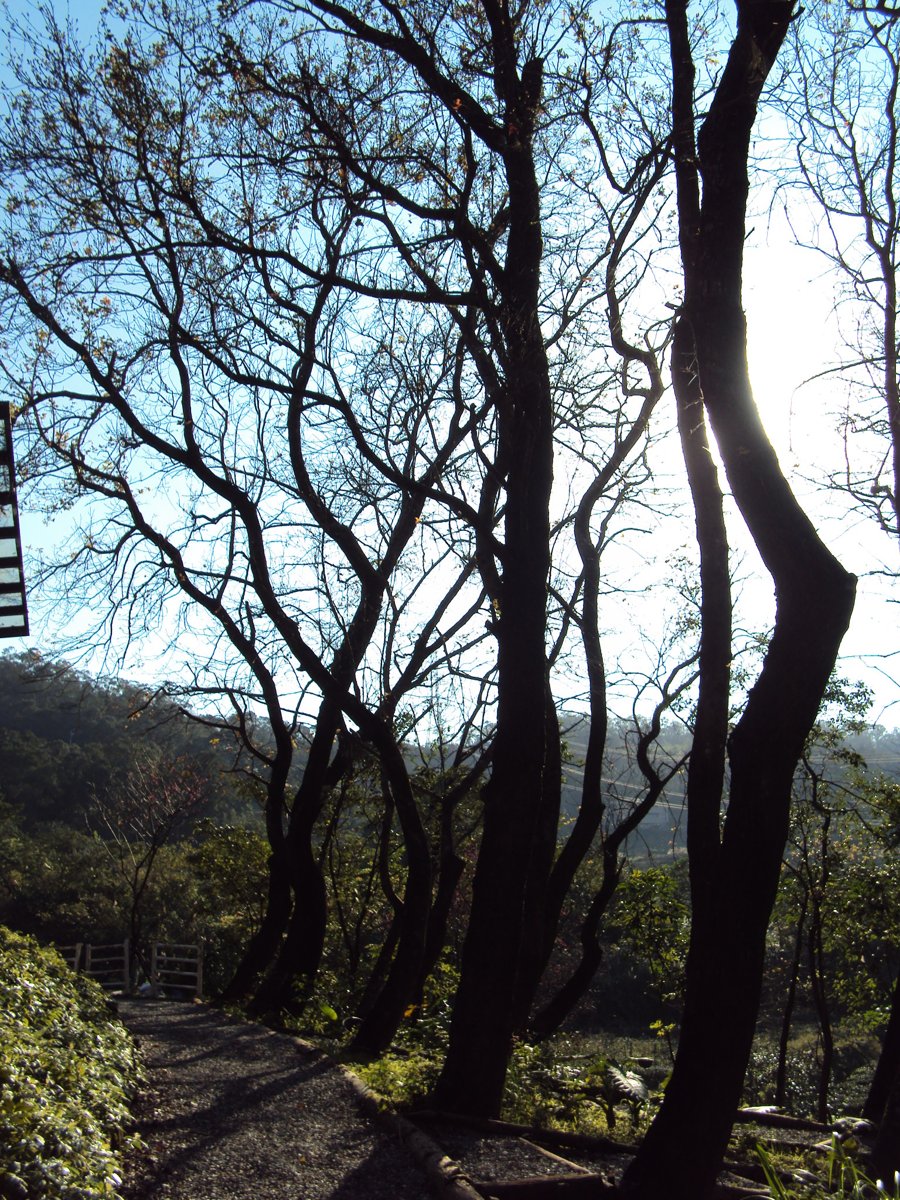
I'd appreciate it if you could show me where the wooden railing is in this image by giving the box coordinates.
[150,942,203,999]
[84,940,130,991]
[53,938,203,998]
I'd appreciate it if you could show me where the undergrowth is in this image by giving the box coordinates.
[354,1017,659,1138]
[758,1139,900,1200]
[0,926,141,1200]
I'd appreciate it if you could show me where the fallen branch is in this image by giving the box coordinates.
[471,1173,617,1199]
[735,1108,831,1133]
[410,1110,636,1155]
[517,1139,592,1175]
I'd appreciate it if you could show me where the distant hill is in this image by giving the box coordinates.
[558,712,688,860]
[0,651,258,829]
[4,650,893,860]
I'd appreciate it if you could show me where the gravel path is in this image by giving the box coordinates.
[114,1000,791,1199]
[118,999,434,1200]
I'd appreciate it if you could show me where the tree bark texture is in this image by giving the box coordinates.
[247,704,340,1015]
[220,732,294,1003]
[349,730,433,1055]
[871,1061,900,1184]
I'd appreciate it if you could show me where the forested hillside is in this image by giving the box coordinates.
[0,652,272,986]
[0,651,261,829]
[0,650,690,855]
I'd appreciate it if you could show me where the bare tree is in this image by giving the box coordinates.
[0,3,486,1049]
[91,751,205,985]
[786,7,900,1170]
[199,0,674,1109]
[788,5,900,549]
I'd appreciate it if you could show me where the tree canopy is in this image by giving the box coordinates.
[4,0,899,1194]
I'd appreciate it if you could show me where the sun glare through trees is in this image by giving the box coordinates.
[1,1,900,1196]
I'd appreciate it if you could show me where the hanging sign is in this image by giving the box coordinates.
[0,402,28,638]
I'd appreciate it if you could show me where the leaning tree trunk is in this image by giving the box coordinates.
[529,707,681,1040]
[348,729,433,1056]
[219,856,292,1004]
[871,1063,900,1184]
[515,188,669,1031]
[620,4,856,1197]
[245,272,448,1018]
[219,730,294,1004]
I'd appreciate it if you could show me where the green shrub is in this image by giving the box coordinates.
[0,926,140,1199]
[355,1051,442,1108]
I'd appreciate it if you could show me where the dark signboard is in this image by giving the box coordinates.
[0,403,28,638]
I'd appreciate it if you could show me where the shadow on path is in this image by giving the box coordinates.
[118,999,433,1200]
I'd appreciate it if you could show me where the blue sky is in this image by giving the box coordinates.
[3,0,899,727]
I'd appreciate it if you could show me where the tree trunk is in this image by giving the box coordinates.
[528,884,608,1042]
[529,755,675,1038]
[219,703,295,1004]
[433,51,559,1114]
[520,248,668,1030]
[417,849,465,998]
[865,970,900,1124]
[775,891,808,1108]
[247,702,349,1016]
[620,4,856,1196]
[515,629,608,1033]
[871,1061,900,1186]
[218,856,292,1004]
[348,732,432,1056]
[511,690,563,1030]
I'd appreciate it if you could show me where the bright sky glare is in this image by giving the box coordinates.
[4,0,900,728]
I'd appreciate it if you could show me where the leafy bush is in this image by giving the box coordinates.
[354,1050,442,1109]
[502,1039,598,1129]
[0,926,140,1199]
[350,960,460,1106]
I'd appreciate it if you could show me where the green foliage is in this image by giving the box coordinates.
[757,1138,900,1200]
[502,1040,588,1128]
[0,926,140,1200]
[501,1042,657,1135]
[352,958,459,1105]
[603,1062,649,1113]
[0,802,271,997]
[356,1020,663,1138]
[759,676,900,1116]
[609,865,689,1050]
[825,855,900,1029]
[0,822,122,946]
[0,651,256,831]
[745,1028,880,1116]
[394,959,459,1055]
[186,821,269,994]
[354,1051,442,1109]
